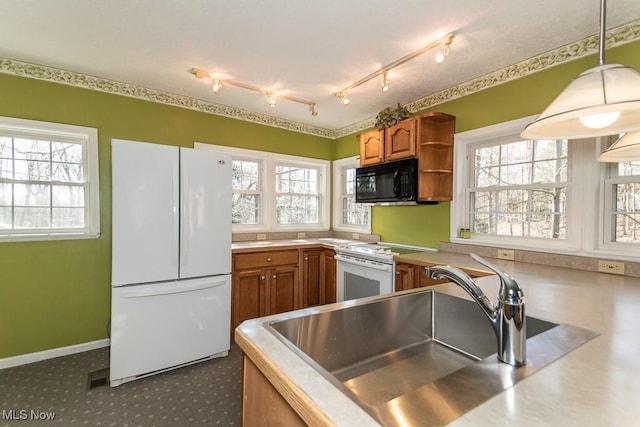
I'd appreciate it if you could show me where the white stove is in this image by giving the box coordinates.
[334,243,398,263]
[334,243,398,302]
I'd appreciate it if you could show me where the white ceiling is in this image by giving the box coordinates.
[1,0,640,133]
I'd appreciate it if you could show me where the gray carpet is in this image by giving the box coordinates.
[0,344,242,426]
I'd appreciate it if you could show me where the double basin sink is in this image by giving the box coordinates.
[266,289,598,426]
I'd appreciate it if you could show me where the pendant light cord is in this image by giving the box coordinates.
[598,0,606,66]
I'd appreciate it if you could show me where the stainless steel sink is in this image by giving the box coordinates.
[266,289,598,426]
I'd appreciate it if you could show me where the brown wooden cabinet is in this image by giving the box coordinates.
[385,118,416,162]
[395,262,415,291]
[232,249,299,331]
[416,112,455,202]
[301,248,336,308]
[358,129,384,166]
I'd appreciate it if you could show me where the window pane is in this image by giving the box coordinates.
[232,193,259,224]
[534,139,568,160]
[52,207,84,228]
[14,138,50,161]
[500,140,532,164]
[476,167,499,187]
[0,207,10,228]
[52,186,85,207]
[0,183,11,205]
[614,213,640,243]
[276,195,319,224]
[501,163,531,185]
[0,157,12,179]
[343,197,369,225]
[52,162,83,183]
[0,136,12,158]
[51,142,82,163]
[13,159,51,181]
[533,159,567,183]
[13,184,50,206]
[14,207,50,228]
[232,160,259,191]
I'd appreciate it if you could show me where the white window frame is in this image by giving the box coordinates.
[332,156,371,233]
[452,115,640,260]
[0,116,100,242]
[195,142,330,232]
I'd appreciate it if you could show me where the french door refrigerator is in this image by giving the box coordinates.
[110,139,232,386]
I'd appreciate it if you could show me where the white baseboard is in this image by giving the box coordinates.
[0,338,110,370]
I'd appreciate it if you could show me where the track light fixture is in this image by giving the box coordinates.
[381,72,390,92]
[436,37,452,63]
[190,67,318,116]
[333,32,454,104]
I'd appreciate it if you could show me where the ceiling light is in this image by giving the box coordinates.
[212,79,222,94]
[598,131,640,162]
[267,93,276,107]
[521,0,640,140]
[337,92,350,105]
[436,37,452,63]
[381,72,390,92]
[333,32,454,104]
[190,68,317,116]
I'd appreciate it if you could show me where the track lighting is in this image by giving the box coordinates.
[267,93,276,107]
[333,32,454,103]
[212,79,222,94]
[190,67,318,116]
[436,39,451,63]
[381,72,389,92]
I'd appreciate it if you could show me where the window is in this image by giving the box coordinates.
[471,139,568,239]
[195,143,329,231]
[0,116,100,241]
[275,164,320,224]
[232,158,262,225]
[332,156,370,232]
[454,115,640,260]
[603,144,640,247]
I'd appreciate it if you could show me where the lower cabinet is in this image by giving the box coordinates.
[232,246,338,332]
[301,248,337,307]
[232,249,299,331]
[395,261,448,291]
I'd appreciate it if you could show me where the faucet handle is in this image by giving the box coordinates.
[470,253,524,303]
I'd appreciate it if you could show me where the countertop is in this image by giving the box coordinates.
[235,253,640,426]
[231,237,358,252]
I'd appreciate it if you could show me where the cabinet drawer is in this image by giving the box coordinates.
[234,250,299,270]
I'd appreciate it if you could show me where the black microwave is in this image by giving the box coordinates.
[355,158,419,204]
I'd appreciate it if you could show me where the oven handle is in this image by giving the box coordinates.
[334,253,394,272]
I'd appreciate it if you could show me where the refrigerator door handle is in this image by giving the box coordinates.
[172,156,180,271]
[120,277,229,298]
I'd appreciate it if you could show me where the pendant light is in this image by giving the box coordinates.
[520,0,640,140]
[598,131,640,162]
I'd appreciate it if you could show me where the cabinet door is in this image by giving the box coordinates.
[385,119,416,162]
[268,265,298,315]
[323,249,337,304]
[358,130,384,166]
[302,249,323,308]
[232,269,266,331]
[395,262,416,291]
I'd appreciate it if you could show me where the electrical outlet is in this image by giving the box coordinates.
[297,232,306,239]
[497,249,515,260]
[598,260,625,275]
[352,233,360,240]
[256,233,267,240]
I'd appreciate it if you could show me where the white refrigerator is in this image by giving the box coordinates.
[110,138,232,387]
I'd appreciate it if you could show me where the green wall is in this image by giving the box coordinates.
[335,40,640,247]
[2,38,639,359]
[0,73,333,358]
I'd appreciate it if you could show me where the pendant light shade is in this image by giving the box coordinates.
[520,0,640,140]
[598,131,640,162]
[521,64,640,140]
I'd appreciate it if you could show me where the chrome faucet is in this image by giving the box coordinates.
[427,253,526,366]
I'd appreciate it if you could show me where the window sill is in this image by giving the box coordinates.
[0,231,101,243]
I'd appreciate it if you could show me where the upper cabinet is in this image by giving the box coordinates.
[384,119,416,162]
[358,119,417,166]
[358,129,384,166]
[416,112,455,202]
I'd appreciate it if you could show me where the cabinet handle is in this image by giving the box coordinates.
[304,257,308,260]
[395,272,401,275]
[261,276,265,280]
[272,274,276,279]
[266,257,272,262]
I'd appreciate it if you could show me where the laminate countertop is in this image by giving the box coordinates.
[235,253,640,426]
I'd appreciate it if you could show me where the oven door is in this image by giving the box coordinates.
[335,253,395,302]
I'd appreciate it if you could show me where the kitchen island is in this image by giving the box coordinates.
[235,254,640,426]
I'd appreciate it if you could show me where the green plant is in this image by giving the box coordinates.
[374,103,412,130]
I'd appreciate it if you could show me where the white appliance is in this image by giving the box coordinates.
[110,138,232,387]
[334,244,396,302]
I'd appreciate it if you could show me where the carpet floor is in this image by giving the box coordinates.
[0,344,243,426]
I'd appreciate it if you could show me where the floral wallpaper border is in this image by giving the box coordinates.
[1,19,638,140]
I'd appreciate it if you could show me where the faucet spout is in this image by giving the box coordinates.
[427,253,526,366]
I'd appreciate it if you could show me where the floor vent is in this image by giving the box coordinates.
[87,368,109,390]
